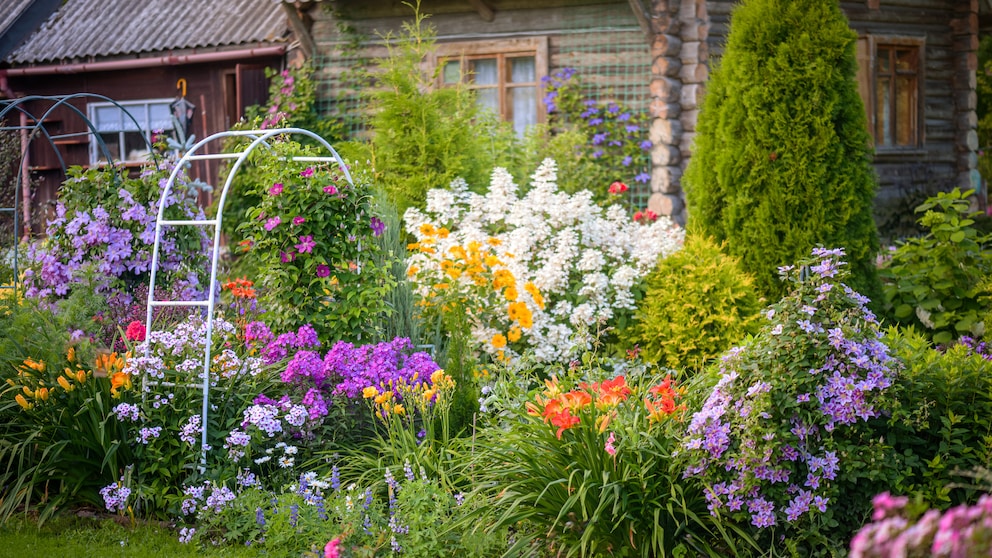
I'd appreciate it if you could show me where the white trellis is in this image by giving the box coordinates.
[144,127,353,469]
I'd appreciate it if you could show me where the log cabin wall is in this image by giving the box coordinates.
[311,0,654,192]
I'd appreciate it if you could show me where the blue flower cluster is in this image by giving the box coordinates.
[681,248,898,529]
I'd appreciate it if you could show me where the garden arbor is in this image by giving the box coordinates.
[145,127,352,468]
[0,94,155,296]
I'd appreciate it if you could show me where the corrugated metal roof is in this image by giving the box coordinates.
[0,0,38,39]
[7,0,290,65]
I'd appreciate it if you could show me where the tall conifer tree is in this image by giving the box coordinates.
[683,0,882,301]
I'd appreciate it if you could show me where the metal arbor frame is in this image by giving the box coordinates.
[0,94,157,296]
[144,127,353,469]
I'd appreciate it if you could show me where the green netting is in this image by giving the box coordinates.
[313,2,653,204]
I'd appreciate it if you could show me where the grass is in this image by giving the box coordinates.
[0,513,286,558]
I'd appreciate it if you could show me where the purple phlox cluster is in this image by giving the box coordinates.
[245,321,274,349]
[224,428,252,460]
[178,527,196,544]
[237,468,260,488]
[100,478,131,513]
[325,337,439,399]
[281,350,328,386]
[181,482,236,516]
[261,324,320,365]
[137,426,162,444]
[302,388,329,420]
[242,404,283,437]
[179,414,202,445]
[112,402,140,422]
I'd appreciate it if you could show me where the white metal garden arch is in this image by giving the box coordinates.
[144,127,353,469]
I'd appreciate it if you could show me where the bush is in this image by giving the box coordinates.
[682,0,882,303]
[625,233,764,372]
[360,7,494,216]
[478,353,749,557]
[879,328,992,508]
[404,159,684,365]
[236,141,393,343]
[680,247,898,556]
[879,188,992,345]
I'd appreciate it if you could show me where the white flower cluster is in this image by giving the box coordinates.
[404,159,684,363]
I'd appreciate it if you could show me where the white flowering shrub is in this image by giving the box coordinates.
[404,159,684,363]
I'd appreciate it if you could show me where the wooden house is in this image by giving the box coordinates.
[0,0,313,233]
[305,0,982,228]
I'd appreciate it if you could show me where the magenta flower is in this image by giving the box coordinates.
[264,216,281,231]
[295,235,316,254]
[300,167,314,178]
[370,216,385,237]
[269,183,284,196]
[605,432,617,456]
[316,264,330,278]
[292,216,306,226]
[280,250,295,263]
[323,184,338,195]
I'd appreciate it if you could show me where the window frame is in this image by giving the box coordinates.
[856,35,926,153]
[87,98,176,166]
[433,37,549,131]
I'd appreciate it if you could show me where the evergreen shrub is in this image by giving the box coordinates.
[683,0,882,303]
[625,233,764,372]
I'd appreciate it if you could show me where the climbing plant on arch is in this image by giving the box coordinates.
[144,127,389,467]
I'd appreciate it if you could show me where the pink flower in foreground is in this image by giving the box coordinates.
[323,184,338,195]
[316,264,331,278]
[292,216,306,226]
[280,250,295,263]
[605,432,617,456]
[264,216,281,231]
[268,183,283,196]
[296,235,316,254]
[300,167,314,178]
[324,538,341,558]
[125,320,146,342]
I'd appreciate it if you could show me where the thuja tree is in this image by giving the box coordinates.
[683,0,882,302]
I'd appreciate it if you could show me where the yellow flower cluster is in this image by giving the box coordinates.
[7,347,96,410]
[361,369,456,425]
[407,219,548,363]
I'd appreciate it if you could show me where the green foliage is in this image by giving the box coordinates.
[879,328,992,508]
[0,515,261,558]
[188,467,507,558]
[236,141,394,343]
[361,5,492,216]
[0,296,133,524]
[683,0,882,303]
[977,35,992,184]
[541,68,653,203]
[678,248,898,557]
[214,63,344,257]
[625,233,764,372]
[479,353,752,557]
[879,188,992,345]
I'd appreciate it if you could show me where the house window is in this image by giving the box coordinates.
[856,36,924,149]
[88,99,175,165]
[435,38,548,136]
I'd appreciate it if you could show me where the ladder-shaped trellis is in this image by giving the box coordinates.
[145,127,353,469]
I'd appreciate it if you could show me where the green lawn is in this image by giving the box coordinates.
[0,514,281,558]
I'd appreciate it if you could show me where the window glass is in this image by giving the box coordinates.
[470,58,499,85]
[509,57,535,83]
[89,99,173,164]
[511,87,537,136]
[442,61,461,84]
